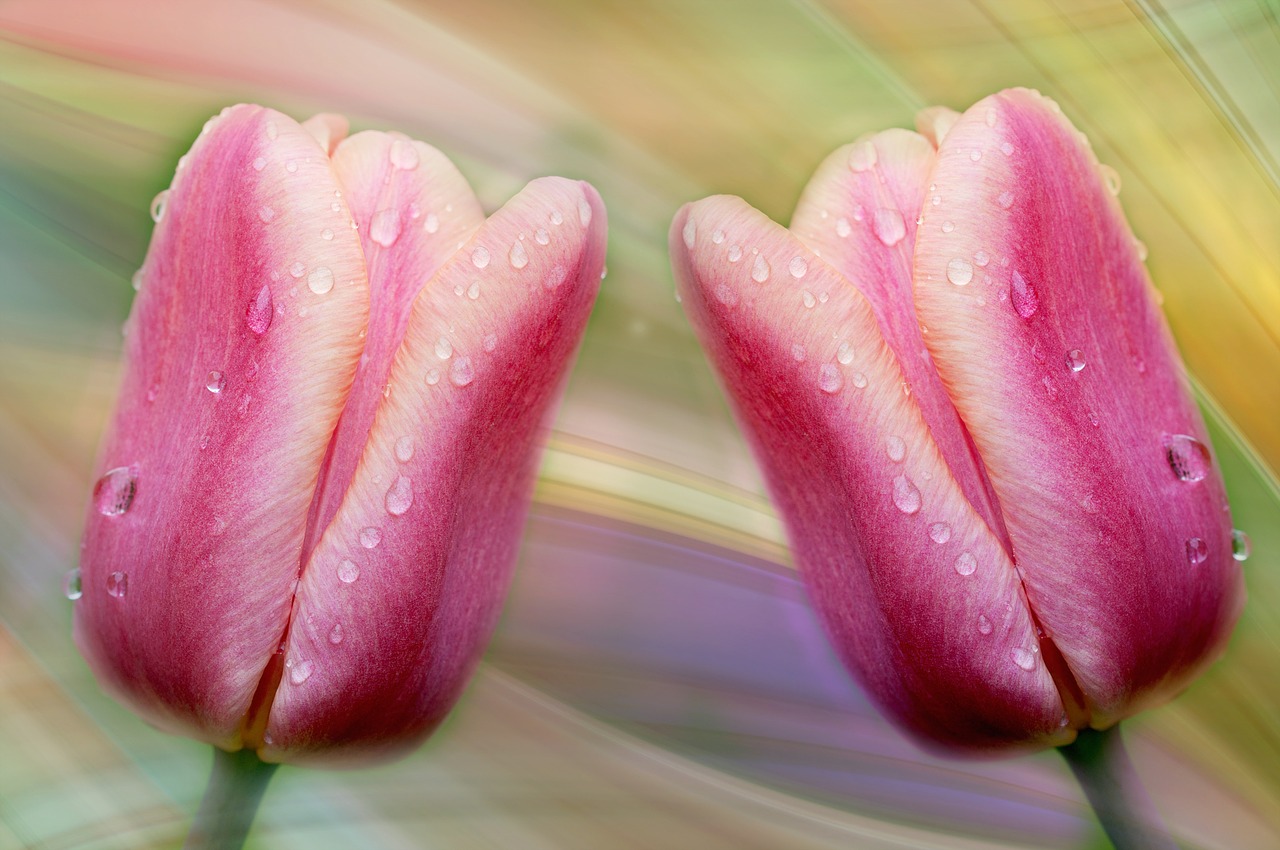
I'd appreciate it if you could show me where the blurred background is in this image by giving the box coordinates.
[1,0,1278,847]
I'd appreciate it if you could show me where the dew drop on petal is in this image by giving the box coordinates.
[789,257,808,279]
[425,368,440,386]
[1010,270,1039,319]
[1232,529,1251,562]
[252,156,266,172]
[946,258,973,286]
[483,333,498,352]
[385,475,414,516]
[969,149,982,162]
[467,281,481,300]
[578,198,592,226]
[258,205,276,224]
[471,246,491,269]
[338,558,360,583]
[550,209,563,225]
[359,526,382,549]
[682,218,697,249]
[872,209,906,246]
[265,121,278,140]
[1066,349,1086,372]
[1011,647,1036,670]
[328,623,344,645]
[714,284,738,306]
[394,436,414,463]
[63,568,83,600]
[424,213,440,234]
[954,551,977,576]
[835,217,852,238]
[848,140,877,172]
[288,659,314,685]
[997,191,1015,210]
[307,266,334,295]
[752,254,770,283]
[727,245,743,263]
[791,344,806,362]
[929,522,951,544]
[321,228,334,241]
[370,209,402,247]
[974,250,990,267]
[289,262,306,279]
[450,357,474,387]
[535,228,550,245]
[711,229,725,244]
[1100,164,1121,196]
[1163,434,1210,482]
[886,436,906,462]
[1186,537,1208,565]
[435,337,453,360]
[1000,141,1015,156]
[106,571,129,598]
[390,138,420,170]
[977,613,993,635]
[818,364,842,394]
[851,372,868,388]
[802,290,816,309]
[202,370,224,395]
[509,241,529,269]
[892,475,921,515]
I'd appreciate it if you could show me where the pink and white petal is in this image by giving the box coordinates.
[263,178,606,763]
[673,197,1067,752]
[791,129,1010,558]
[304,132,486,560]
[913,88,1244,724]
[74,105,369,747]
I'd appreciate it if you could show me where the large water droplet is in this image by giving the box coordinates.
[886,436,905,462]
[789,257,808,279]
[752,254,770,283]
[819,364,842,394]
[435,337,453,360]
[946,257,973,286]
[288,658,314,685]
[370,209,402,248]
[954,551,977,576]
[338,558,360,583]
[471,246,491,269]
[977,613,993,635]
[450,357,475,387]
[360,526,382,549]
[848,140,877,172]
[386,475,414,515]
[1232,529,1251,562]
[682,218,697,249]
[836,342,854,365]
[1186,537,1208,565]
[509,241,529,269]
[851,372,868,389]
[395,436,414,463]
[712,229,725,244]
[727,245,743,263]
[929,522,951,544]
[872,209,906,247]
[534,228,550,245]
[94,467,138,516]
[150,190,169,223]
[206,371,225,394]
[289,261,306,279]
[307,266,334,295]
[1010,270,1039,319]
[390,138,420,170]
[1163,434,1210,482]
[892,475,921,515]
[1011,647,1036,671]
[63,568,83,600]
[550,209,564,226]
[974,250,990,267]
[1066,349,1086,373]
[106,571,129,598]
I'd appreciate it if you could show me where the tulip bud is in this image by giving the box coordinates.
[77,105,607,764]
[670,89,1243,753]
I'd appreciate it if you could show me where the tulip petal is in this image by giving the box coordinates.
[791,129,1011,557]
[74,105,369,746]
[305,132,485,562]
[913,89,1245,724]
[263,178,606,762]
[672,197,1067,751]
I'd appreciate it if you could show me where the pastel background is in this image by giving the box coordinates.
[1,1,1277,847]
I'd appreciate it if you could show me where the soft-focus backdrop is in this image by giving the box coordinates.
[2,1,1278,848]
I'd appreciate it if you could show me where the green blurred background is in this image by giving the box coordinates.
[1,1,1277,847]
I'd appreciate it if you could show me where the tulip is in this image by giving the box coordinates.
[670,88,1243,843]
[76,103,606,779]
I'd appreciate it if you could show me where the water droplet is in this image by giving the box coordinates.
[259,205,279,224]
[509,241,529,269]
[578,198,593,226]
[359,526,382,549]
[252,157,266,172]
[425,368,441,386]
[1066,349,1086,373]
[206,371,225,394]
[711,229,725,244]
[471,246,490,269]
[749,254,771,283]
[682,218,697,249]
[483,333,498,352]
[390,138,419,169]
[1010,270,1039,319]
[467,281,481,300]
[1100,164,1121,196]
[818,364,842,394]
[954,551,977,576]
[892,475,922,515]
[835,217,852,238]
[848,140,877,172]
[435,337,453,360]
[969,149,983,162]
[985,109,997,127]
[802,291,816,309]
[977,614,993,635]
[886,436,906,462]
[946,257,973,286]
[265,121,278,140]
[941,220,955,234]
[338,559,360,583]
[789,257,808,279]
[105,570,129,598]
[997,191,1015,210]
[1135,240,1148,262]
[241,283,272,334]
[283,160,298,175]
[829,343,852,366]
[1231,529,1251,562]
[307,266,334,295]
[288,658,314,685]
[714,284,738,306]
[1000,141,1015,157]
[534,228,550,245]
[1186,537,1208,565]
[289,262,305,279]
[63,568,83,600]
[150,190,169,222]
[727,245,743,263]
[130,269,144,292]
[328,623,344,645]
[929,522,951,544]
[395,436,414,463]
[851,372,868,388]
[791,344,806,362]
[424,213,440,234]
[450,357,474,387]
[386,475,414,515]
[369,209,402,248]
[974,250,990,267]
[550,209,564,226]
[1011,647,1036,670]
[1163,434,1210,482]
[872,209,906,246]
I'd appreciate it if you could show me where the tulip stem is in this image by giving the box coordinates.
[1059,724,1177,850]
[184,746,278,850]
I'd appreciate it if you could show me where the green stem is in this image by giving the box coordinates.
[183,746,278,850]
[1059,724,1177,850]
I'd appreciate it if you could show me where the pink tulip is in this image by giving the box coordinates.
[77,105,607,765]
[670,89,1244,753]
